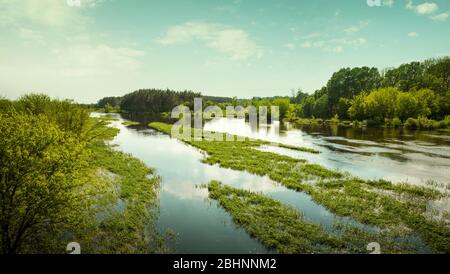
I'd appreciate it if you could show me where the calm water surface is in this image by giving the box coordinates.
[205,118,450,186]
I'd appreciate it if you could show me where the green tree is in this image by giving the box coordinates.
[396,92,419,121]
[336,98,352,120]
[313,94,329,118]
[348,92,367,121]
[382,62,424,91]
[413,89,439,118]
[272,98,290,121]
[327,67,381,114]
[301,96,315,118]
[0,113,94,253]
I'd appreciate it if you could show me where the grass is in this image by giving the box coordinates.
[149,122,450,253]
[122,121,141,126]
[70,118,169,253]
[97,115,119,122]
[277,143,320,154]
[206,181,423,253]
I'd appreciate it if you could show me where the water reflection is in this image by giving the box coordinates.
[205,118,450,185]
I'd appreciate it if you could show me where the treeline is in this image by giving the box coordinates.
[95,57,448,126]
[97,89,201,113]
[293,57,449,123]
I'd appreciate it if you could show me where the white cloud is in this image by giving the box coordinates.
[344,21,369,35]
[18,27,44,43]
[416,2,438,14]
[156,22,263,60]
[408,31,418,37]
[431,12,449,22]
[54,44,145,77]
[406,1,448,22]
[406,1,439,15]
[0,0,96,28]
[283,43,296,50]
[300,37,366,53]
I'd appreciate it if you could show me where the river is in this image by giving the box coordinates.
[94,113,449,253]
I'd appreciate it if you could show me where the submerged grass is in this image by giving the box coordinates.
[73,119,169,253]
[149,122,450,253]
[207,181,422,254]
[122,121,141,126]
[277,143,320,154]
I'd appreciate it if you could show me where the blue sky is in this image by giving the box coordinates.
[0,0,449,103]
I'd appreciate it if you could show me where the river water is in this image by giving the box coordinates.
[95,113,449,253]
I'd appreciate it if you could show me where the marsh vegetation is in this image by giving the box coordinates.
[149,122,450,253]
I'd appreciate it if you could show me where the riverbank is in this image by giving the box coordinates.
[80,118,166,253]
[289,116,450,130]
[149,122,450,253]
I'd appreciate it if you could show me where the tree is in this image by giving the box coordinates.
[382,62,424,91]
[396,92,419,121]
[423,57,449,92]
[413,89,439,118]
[302,96,315,118]
[313,94,329,118]
[336,98,352,120]
[0,113,93,253]
[327,67,381,114]
[272,98,290,121]
[348,92,367,121]
[358,87,399,122]
[15,94,90,136]
[291,88,308,104]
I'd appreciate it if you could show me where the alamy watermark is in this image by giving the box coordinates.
[67,0,81,7]
[66,242,81,254]
[170,98,280,141]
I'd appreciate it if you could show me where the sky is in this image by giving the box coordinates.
[0,0,449,103]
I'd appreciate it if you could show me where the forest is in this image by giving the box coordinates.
[96,57,449,129]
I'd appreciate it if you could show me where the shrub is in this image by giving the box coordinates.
[392,117,402,127]
[404,118,419,129]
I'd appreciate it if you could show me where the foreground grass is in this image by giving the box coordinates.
[149,122,450,253]
[207,181,423,253]
[122,121,141,126]
[72,119,168,253]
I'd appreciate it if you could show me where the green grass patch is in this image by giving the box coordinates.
[122,121,141,126]
[277,143,320,154]
[206,181,423,254]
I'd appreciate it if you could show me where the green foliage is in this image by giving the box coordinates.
[104,103,120,113]
[327,67,381,114]
[97,96,122,109]
[122,121,141,126]
[291,88,308,104]
[14,94,90,136]
[0,112,92,253]
[346,88,446,128]
[117,89,201,113]
[292,57,449,123]
[272,98,290,121]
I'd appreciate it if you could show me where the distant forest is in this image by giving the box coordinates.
[96,57,449,123]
